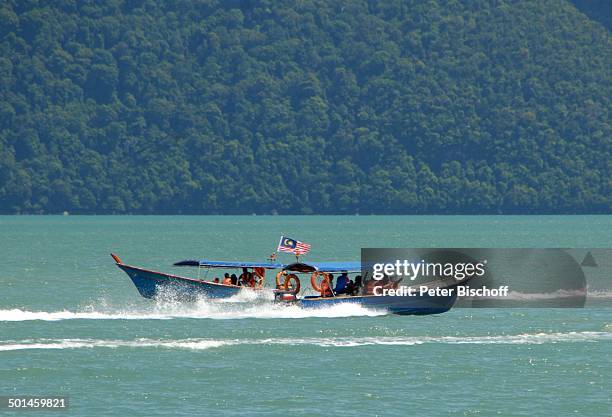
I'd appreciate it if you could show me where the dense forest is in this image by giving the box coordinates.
[0,0,610,214]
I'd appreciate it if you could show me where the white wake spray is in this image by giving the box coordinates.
[0,292,385,322]
[1,331,610,352]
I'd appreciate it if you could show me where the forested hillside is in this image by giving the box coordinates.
[0,0,610,214]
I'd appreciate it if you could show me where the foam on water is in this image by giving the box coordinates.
[585,289,612,299]
[3,285,611,322]
[0,295,385,321]
[1,331,610,352]
[0,338,231,351]
[500,289,586,300]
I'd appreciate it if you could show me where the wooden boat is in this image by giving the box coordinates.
[112,254,466,315]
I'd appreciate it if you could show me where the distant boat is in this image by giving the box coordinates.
[111,254,466,315]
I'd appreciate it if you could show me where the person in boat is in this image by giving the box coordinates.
[320,274,334,297]
[351,275,362,295]
[239,268,249,286]
[334,272,350,295]
[364,276,381,295]
[345,275,362,296]
[246,272,256,287]
[230,273,238,285]
[213,277,220,283]
[345,279,354,294]
[221,275,232,285]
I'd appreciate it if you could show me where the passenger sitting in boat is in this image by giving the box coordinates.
[213,277,220,283]
[321,274,334,297]
[354,275,362,287]
[223,273,230,284]
[246,272,256,287]
[221,275,232,285]
[334,272,350,295]
[239,268,249,286]
[346,279,357,295]
[350,275,362,295]
[230,273,238,286]
[364,276,380,295]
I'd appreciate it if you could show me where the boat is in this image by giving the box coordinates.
[112,254,466,315]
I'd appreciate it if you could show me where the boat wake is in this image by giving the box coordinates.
[1,331,610,352]
[585,289,612,299]
[0,294,385,322]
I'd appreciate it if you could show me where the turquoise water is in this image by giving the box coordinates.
[1,216,611,416]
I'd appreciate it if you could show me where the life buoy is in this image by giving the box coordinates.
[283,274,301,294]
[311,272,331,297]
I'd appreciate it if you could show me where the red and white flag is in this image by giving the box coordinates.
[277,236,311,255]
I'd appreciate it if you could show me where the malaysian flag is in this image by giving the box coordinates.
[277,236,311,255]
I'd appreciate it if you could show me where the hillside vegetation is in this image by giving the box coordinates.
[0,0,610,214]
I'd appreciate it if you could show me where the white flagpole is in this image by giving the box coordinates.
[277,236,285,252]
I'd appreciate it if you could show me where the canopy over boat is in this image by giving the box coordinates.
[174,259,285,269]
[283,262,361,273]
[174,259,361,273]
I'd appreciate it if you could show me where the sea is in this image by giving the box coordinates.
[1,216,610,416]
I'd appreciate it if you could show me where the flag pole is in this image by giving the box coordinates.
[278,236,285,252]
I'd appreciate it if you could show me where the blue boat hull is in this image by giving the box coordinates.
[116,264,242,300]
[298,292,457,315]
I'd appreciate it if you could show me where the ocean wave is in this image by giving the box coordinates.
[0,338,231,351]
[466,288,612,300]
[499,289,586,300]
[1,332,610,352]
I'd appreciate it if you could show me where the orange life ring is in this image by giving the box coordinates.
[283,274,301,294]
[311,272,331,296]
